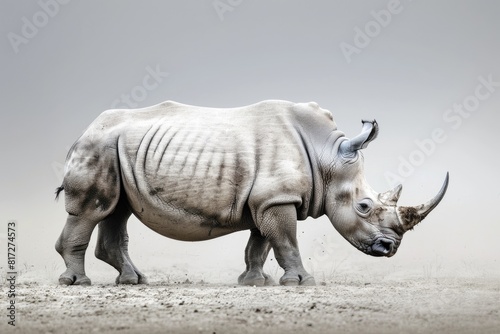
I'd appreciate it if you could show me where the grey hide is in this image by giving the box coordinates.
[55,100,449,286]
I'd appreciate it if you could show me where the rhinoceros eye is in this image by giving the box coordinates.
[355,199,373,217]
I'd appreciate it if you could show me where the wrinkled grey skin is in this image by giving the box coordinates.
[55,100,449,286]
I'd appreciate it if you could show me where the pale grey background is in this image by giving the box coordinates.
[1,0,499,283]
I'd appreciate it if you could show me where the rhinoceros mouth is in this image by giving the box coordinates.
[360,236,399,257]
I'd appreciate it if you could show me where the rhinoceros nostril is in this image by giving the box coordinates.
[371,238,394,256]
[379,239,394,253]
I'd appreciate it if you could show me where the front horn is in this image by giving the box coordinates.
[398,172,449,231]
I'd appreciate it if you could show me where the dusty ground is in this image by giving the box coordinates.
[1,273,499,334]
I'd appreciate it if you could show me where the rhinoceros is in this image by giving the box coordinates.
[55,100,448,286]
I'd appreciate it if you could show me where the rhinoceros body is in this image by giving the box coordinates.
[56,100,448,286]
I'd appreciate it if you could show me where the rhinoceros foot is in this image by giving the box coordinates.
[58,270,92,286]
[115,270,148,285]
[238,270,275,286]
[279,274,316,286]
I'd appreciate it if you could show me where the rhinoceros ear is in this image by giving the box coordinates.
[339,120,378,157]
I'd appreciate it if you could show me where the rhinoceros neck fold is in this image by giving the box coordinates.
[293,126,346,220]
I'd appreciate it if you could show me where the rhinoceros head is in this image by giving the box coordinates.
[323,120,449,257]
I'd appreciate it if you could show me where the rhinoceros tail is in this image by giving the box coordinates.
[55,185,64,201]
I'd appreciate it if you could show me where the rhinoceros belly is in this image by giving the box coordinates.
[118,119,258,240]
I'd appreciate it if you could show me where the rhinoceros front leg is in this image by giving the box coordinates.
[94,197,147,285]
[257,204,315,286]
[238,228,275,286]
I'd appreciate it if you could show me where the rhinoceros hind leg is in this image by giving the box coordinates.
[56,214,98,285]
[258,205,316,286]
[94,197,147,285]
[238,228,275,286]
